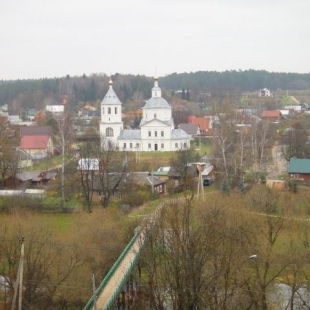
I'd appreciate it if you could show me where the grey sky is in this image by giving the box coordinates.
[1,0,310,80]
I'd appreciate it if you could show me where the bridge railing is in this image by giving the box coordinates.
[83,228,143,310]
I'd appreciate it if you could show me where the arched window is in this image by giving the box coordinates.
[106,127,114,137]
[115,107,117,114]
[148,143,151,149]
[102,107,105,115]
[161,143,164,149]
[108,107,111,114]
[154,113,157,118]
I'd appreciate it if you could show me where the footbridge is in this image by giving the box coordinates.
[83,218,152,310]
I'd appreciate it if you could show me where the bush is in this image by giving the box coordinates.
[0,196,43,213]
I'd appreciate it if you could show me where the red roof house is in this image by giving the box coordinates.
[188,116,212,135]
[261,110,281,122]
[20,135,54,159]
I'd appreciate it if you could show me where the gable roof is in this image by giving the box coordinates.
[20,126,53,137]
[261,110,281,118]
[188,116,211,131]
[124,172,166,187]
[178,123,199,135]
[288,158,310,174]
[20,135,50,149]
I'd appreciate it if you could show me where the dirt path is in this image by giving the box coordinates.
[268,145,288,178]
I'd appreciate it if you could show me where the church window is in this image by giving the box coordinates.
[148,131,151,137]
[184,142,187,148]
[155,131,157,137]
[123,143,126,149]
[161,143,164,149]
[148,143,151,149]
[106,127,114,137]
[154,113,157,118]
[130,143,133,148]
[115,107,117,114]
[136,143,139,148]
[175,143,178,149]
[161,131,164,137]
[108,107,111,114]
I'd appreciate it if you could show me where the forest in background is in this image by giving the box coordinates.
[1,70,310,113]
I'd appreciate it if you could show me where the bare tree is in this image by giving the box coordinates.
[0,117,19,188]
[281,123,310,162]
[250,119,274,177]
[78,136,127,209]
[212,110,239,182]
[52,107,74,211]
[77,142,97,213]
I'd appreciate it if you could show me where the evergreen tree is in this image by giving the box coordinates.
[181,87,185,100]
[186,87,190,101]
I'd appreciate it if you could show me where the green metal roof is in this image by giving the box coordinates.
[288,158,310,173]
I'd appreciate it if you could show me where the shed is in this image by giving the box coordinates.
[25,189,47,199]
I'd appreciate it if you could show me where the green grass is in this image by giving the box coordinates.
[280,96,298,106]
[42,213,77,233]
[29,155,63,170]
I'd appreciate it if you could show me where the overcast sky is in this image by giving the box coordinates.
[1,0,310,80]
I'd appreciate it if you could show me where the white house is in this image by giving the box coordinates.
[46,105,64,115]
[259,88,272,97]
[100,77,191,151]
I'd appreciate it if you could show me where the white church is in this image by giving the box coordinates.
[99,76,191,152]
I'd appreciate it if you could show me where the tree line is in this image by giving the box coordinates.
[1,70,310,111]
[160,70,310,92]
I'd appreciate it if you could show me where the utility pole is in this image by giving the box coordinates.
[197,164,205,200]
[18,237,25,310]
[11,237,25,310]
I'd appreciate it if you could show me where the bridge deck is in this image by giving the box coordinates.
[92,233,144,310]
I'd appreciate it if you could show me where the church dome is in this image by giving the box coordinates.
[143,76,170,108]
[144,97,170,109]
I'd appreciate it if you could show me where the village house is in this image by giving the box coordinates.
[5,170,57,188]
[288,158,310,181]
[187,116,213,136]
[259,88,272,97]
[20,126,53,137]
[19,135,54,159]
[261,110,282,123]
[91,171,167,200]
[177,123,200,138]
